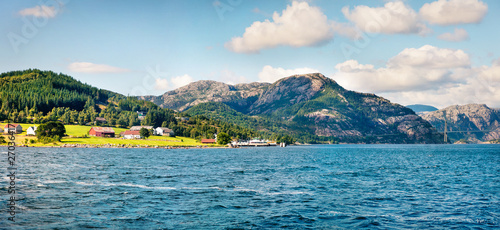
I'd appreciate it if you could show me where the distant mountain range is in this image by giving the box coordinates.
[420,104,500,143]
[141,73,444,144]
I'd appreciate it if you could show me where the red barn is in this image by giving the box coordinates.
[4,124,22,134]
[89,127,115,137]
[201,139,216,144]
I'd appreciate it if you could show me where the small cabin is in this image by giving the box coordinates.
[95,117,107,124]
[89,127,115,137]
[201,139,216,144]
[4,124,22,134]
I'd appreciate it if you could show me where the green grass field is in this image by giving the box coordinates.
[0,123,220,147]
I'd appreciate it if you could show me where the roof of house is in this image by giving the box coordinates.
[95,117,107,121]
[156,127,173,132]
[201,139,216,143]
[90,127,115,133]
[130,126,153,131]
[122,130,141,135]
[4,124,21,128]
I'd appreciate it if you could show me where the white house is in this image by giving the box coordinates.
[26,126,37,136]
[154,127,174,136]
[4,124,22,134]
[122,130,142,139]
[130,126,153,131]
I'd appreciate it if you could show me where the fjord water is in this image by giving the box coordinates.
[1,145,499,229]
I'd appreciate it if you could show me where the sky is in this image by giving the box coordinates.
[1,0,499,108]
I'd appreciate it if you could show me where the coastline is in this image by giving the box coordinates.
[7,143,228,149]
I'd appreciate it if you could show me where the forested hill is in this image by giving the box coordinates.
[2,69,115,112]
[0,69,157,123]
[0,69,258,141]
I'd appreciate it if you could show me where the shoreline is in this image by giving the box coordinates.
[9,144,229,149]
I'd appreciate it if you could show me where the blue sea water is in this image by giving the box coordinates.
[1,145,499,229]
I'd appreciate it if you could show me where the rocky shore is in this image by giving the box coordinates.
[16,143,224,149]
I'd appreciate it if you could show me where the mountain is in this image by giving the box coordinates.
[140,81,270,113]
[420,104,500,143]
[406,104,438,114]
[160,73,444,144]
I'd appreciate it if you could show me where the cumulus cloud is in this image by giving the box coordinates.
[342,1,431,36]
[420,0,488,26]
[437,28,470,42]
[171,74,194,89]
[225,1,334,53]
[218,70,249,85]
[19,5,58,18]
[153,74,194,91]
[388,45,470,69]
[333,45,471,93]
[68,62,130,73]
[154,78,169,90]
[258,65,319,83]
[333,47,500,108]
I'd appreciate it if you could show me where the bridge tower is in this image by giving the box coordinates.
[443,110,448,143]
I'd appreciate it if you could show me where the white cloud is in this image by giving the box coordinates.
[154,78,169,90]
[19,5,58,18]
[331,21,362,40]
[342,1,431,36]
[333,47,500,108]
[153,74,194,91]
[68,62,130,73]
[218,70,248,85]
[388,45,470,69]
[171,74,194,89]
[420,0,488,26]
[225,1,334,53]
[333,45,471,93]
[258,65,319,83]
[437,28,470,42]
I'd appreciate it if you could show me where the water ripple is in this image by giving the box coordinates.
[0,145,498,229]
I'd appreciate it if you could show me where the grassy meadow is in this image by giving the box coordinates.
[0,123,219,147]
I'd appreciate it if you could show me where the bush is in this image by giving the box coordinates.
[140,128,150,139]
[37,121,66,140]
[38,135,61,144]
[217,132,231,145]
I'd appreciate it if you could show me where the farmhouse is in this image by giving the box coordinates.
[26,126,37,136]
[122,130,141,139]
[89,127,115,137]
[201,139,216,144]
[154,127,174,136]
[4,124,22,134]
[95,117,107,124]
[130,126,153,131]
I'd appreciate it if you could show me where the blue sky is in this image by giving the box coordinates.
[1,0,499,108]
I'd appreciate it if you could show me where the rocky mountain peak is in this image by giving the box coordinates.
[249,73,340,114]
[139,80,269,112]
[420,104,500,142]
[164,80,234,96]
